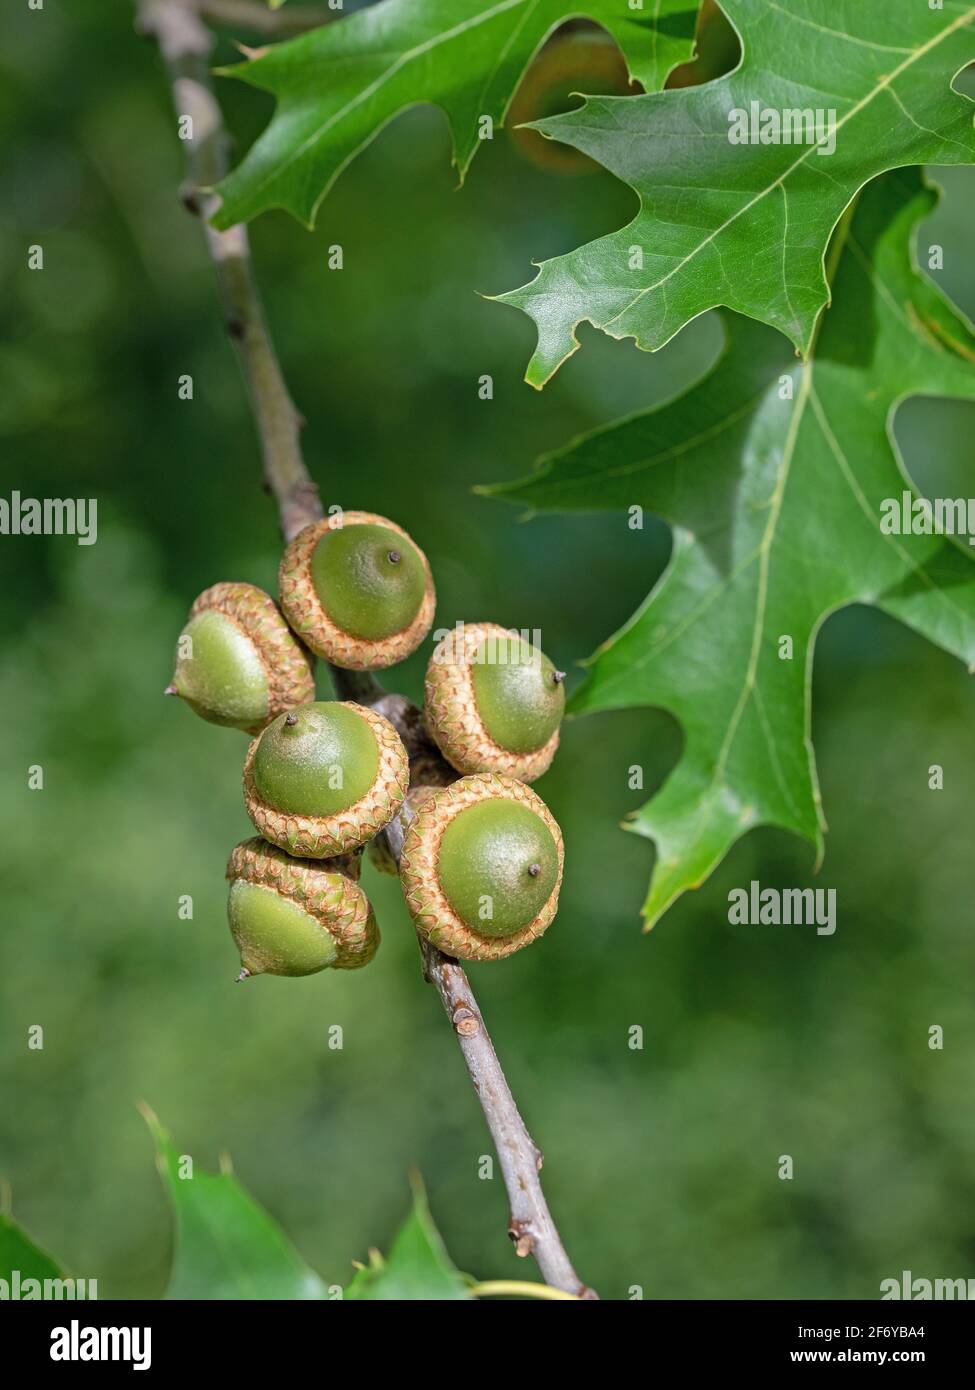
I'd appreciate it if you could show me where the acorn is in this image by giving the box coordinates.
[424,623,565,781]
[243,700,409,857]
[279,511,435,669]
[399,773,564,962]
[226,838,378,978]
[167,582,314,734]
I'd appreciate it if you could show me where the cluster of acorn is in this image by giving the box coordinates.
[167,512,567,978]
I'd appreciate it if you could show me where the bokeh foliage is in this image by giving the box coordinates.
[1,2,973,1298]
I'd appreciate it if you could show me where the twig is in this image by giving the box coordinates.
[137,0,595,1298]
[136,0,318,541]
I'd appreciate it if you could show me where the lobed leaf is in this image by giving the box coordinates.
[345,1176,471,1300]
[498,0,975,382]
[0,1210,66,1285]
[212,0,699,229]
[485,170,975,925]
[143,1106,329,1299]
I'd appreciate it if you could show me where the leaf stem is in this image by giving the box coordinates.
[137,0,595,1299]
[468,1280,580,1301]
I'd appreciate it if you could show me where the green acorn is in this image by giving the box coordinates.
[226,838,378,978]
[279,510,435,669]
[167,582,314,734]
[424,622,565,782]
[243,700,409,857]
[399,773,564,962]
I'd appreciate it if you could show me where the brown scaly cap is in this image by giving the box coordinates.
[399,773,564,963]
[278,511,435,669]
[366,782,445,876]
[242,702,410,858]
[188,582,315,733]
[424,622,560,783]
[226,838,378,971]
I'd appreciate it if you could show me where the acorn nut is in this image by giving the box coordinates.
[227,838,378,978]
[424,622,564,781]
[243,700,409,857]
[399,773,564,962]
[279,511,435,669]
[167,582,315,733]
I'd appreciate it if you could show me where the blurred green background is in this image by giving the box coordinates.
[1,2,973,1300]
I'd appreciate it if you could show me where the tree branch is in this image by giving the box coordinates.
[137,0,595,1298]
[136,0,319,540]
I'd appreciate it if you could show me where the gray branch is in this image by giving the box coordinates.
[137,0,594,1298]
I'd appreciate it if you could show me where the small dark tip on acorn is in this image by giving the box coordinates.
[285,712,299,726]
[387,550,401,564]
[528,863,541,877]
[552,671,566,684]
[164,683,178,696]
[235,968,251,983]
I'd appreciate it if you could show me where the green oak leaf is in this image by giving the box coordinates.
[484,170,975,927]
[211,0,699,229]
[0,1209,67,1286]
[345,1177,471,1300]
[143,1106,329,1299]
[498,0,975,385]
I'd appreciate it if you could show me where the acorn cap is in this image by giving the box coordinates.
[424,622,563,782]
[226,837,378,977]
[279,511,436,669]
[399,773,564,962]
[243,700,409,858]
[168,582,315,734]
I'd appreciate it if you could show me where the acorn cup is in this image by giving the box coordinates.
[399,773,564,962]
[243,700,409,858]
[424,622,565,782]
[167,582,315,733]
[227,838,378,978]
[167,511,570,982]
[279,511,435,669]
